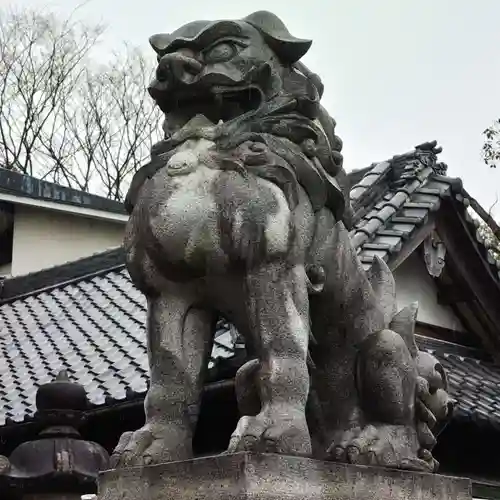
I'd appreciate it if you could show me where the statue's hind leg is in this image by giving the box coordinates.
[227,262,312,456]
[111,284,215,467]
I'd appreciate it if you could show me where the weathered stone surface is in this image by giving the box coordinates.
[113,10,453,472]
[99,453,471,500]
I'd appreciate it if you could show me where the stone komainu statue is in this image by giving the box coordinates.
[112,11,453,471]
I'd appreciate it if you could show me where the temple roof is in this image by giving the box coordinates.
[349,141,499,280]
[0,167,126,217]
[0,140,500,428]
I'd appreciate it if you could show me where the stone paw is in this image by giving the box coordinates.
[227,408,312,456]
[327,424,435,472]
[110,422,192,469]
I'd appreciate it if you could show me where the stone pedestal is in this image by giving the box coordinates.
[98,453,471,500]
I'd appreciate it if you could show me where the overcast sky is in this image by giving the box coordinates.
[10,0,500,216]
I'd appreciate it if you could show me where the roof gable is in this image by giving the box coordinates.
[349,141,455,269]
[349,140,500,360]
[394,251,466,333]
[348,141,500,282]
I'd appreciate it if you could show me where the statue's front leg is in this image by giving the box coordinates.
[228,263,312,456]
[111,286,214,468]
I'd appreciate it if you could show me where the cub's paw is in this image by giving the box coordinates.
[328,424,436,472]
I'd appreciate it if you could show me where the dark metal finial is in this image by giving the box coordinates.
[55,369,70,382]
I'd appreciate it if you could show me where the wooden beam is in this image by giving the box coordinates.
[437,284,475,305]
[437,200,500,360]
[388,216,435,271]
[463,189,500,241]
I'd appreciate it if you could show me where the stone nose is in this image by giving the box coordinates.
[156,53,203,84]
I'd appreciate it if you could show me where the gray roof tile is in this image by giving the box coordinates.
[349,186,366,202]
[348,145,454,269]
[359,248,391,261]
[374,205,398,222]
[0,252,243,426]
[387,222,416,235]
[370,235,404,254]
[371,161,392,174]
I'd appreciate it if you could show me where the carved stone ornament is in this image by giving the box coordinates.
[112,10,453,473]
[424,230,447,278]
[0,371,109,498]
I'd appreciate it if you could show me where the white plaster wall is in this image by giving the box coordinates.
[11,205,125,276]
[394,252,465,332]
[0,262,11,277]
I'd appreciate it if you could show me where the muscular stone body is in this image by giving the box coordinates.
[111,11,452,471]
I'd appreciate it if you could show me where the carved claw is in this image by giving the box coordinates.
[328,426,379,465]
[328,425,435,472]
[228,409,311,456]
[110,422,192,468]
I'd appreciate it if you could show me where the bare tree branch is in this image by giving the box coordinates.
[0,6,162,200]
[0,6,104,175]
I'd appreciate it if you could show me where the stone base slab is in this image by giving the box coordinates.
[98,452,471,500]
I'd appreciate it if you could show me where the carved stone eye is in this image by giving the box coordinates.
[204,42,237,63]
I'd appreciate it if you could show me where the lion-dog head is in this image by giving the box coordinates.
[148,11,313,128]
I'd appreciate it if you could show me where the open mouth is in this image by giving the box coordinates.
[150,85,263,125]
